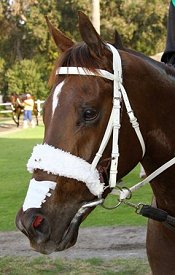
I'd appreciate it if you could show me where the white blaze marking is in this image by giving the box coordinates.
[52,81,65,116]
[23,179,56,211]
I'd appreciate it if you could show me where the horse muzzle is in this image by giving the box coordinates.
[16,208,77,254]
[16,199,102,254]
[16,208,54,253]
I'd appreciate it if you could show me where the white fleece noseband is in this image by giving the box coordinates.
[23,144,103,211]
[27,143,103,196]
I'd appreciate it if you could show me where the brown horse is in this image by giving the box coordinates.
[10,93,39,127]
[16,12,175,274]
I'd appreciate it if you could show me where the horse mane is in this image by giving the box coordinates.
[126,47,175,80]
[114,29,175,79]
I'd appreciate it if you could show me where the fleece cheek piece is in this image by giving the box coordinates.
[26,144,104,198]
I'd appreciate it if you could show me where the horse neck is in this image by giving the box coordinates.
[138,65,175,212]
[10,96,16,106]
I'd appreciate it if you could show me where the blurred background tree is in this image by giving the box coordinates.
[6,59,47,98]
[100,0,168,55]
[0,0,169,99]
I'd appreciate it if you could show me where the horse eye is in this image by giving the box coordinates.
[83,108,98,121]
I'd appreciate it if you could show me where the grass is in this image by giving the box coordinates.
[0,125,152,274]
[0,125,152,231]
[0,125,44,231]
[0,257,151,275]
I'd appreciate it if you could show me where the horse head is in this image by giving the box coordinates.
[16,12,149,254]
[9,93,17,106]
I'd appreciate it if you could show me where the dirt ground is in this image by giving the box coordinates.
[0,121,147,260]
[0,226,147,259]
[0,119,20,135]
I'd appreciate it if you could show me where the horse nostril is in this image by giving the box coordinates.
[31,214,51,243]
[32,215,44,228]
[16,209,51,243]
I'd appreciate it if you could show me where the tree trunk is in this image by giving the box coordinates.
[92,0,100,34]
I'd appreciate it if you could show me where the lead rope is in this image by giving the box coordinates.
[119,156,175,201]
[101,156,175,230]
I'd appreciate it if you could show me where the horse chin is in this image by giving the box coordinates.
[30,234,78,254]
[30,215,80,254]
[30,240,57,255]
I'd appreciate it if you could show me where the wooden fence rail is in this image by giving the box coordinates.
[0,100,45,116]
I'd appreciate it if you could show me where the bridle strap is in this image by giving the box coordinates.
[91,111,113,169]
[57,67,115,81]
[120,156,175,200]
[105,44,122,187]
[120,85,145,156]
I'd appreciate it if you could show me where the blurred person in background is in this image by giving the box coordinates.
[23,93,35,128]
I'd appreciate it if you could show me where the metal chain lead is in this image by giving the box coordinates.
[122,200,145,213]
[101,185,145,213]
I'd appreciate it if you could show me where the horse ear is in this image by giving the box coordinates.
[114,30,124,50]
[78,11,105,58]
[45,16,74,52]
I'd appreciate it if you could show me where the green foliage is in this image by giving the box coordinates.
[0,0,170,98]
[0,0,60,98]
[101,0,169,55]
[0,57,5,93]
[56,0,91,40]
[6,59,48,98]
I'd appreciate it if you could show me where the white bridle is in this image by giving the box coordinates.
[23,43,146,211]
[56,44,146,188]
[23,43,175,212]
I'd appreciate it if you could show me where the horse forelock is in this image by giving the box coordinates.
[48,42,111,87]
